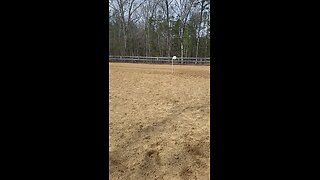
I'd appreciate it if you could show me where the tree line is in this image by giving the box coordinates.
[109,0,210,62]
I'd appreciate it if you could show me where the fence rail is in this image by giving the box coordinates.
[109,56,210,65]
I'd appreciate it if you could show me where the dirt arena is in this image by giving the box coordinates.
[109,63,210,180]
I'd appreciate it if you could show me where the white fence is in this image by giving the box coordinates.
[109,56,210,65]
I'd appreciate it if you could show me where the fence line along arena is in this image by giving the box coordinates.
[109,61,210,180]
[109,56,211,65]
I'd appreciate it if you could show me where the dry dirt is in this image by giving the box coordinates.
[109,63,210,180]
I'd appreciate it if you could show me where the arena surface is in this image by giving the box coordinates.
[109,63,210,179]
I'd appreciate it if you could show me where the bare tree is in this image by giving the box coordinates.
[159,0,174,57]
[172,0,197,63]
[195,0,209,62]
[109,0,210,58]
[141,0,159,56]
[110,0,146,55]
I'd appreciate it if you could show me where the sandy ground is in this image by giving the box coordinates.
[109,63,210,180]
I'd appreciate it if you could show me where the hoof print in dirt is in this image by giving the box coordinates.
[180,166,195,180]
[145,150,161,163]
[140,150,161,170]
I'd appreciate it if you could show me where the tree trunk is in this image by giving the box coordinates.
[124,33,127,55]
[185,46,188,58]
[145,20,148,56]
[196,2,205,62]
[148,23,151,56]
[165,0,171,58]
[206,36,209,57]
[196,37,200,62]
[158,33,161,56]
[180,42,184,64]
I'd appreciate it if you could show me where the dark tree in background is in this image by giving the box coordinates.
[109,0,210,58]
